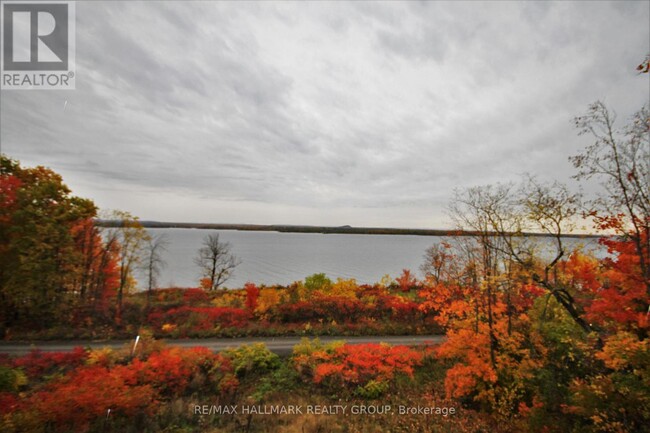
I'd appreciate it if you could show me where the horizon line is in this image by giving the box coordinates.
[95,219,602,239]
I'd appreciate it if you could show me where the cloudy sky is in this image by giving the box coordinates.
[1,1,648,229]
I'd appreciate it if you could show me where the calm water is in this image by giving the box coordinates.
[135,228,604,289]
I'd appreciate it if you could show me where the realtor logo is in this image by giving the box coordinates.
[1,1,75,89]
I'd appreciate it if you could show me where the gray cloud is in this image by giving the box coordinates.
[1,1,648,228]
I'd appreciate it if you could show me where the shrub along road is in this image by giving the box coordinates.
[0,335,445,356]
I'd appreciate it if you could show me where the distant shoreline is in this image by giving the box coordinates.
[95,220,602,239]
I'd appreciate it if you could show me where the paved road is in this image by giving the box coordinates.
[0,335,444,356]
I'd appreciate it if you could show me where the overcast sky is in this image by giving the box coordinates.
[1,1,648,229]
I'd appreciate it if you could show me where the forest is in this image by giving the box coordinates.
[0,100,648,432]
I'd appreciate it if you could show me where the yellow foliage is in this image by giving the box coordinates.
[327,278,358,298]
[254,287,286,317]
[378,274,393,288]
[124,274,138,294]
[212,292,243,308]
[161,323,177,332]
[286,282,308,302]
[86,347,115,366]
[596,331,649,371]
[292,337,345,357]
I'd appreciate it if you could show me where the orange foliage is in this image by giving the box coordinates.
[395,269,418,292]
[436,328,497,398]
[418,282,473,327]
[296,343,424,387]
[199,277,212,290]
[254,287,284,317]
[595,331,649,371]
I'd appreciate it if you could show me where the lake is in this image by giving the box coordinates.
[134,228,604,289]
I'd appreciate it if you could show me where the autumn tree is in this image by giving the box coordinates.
[244,282,260,311]
[559,100,650,428]
[425,100,648,427]
[518,178,598,332]
[432,178,596,415]
[101,211,149,324]
[395,269,418,292]
[0,156,113,331]
[141,232,169,310]
[448,183,520,367]
[448,177,598,335]
[195,233,241,290]
[570,102,650,298]
[420,241,459,286]
[70,218,120,320]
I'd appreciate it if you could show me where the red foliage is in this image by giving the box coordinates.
[0,353,12,367]
[276,296,367,323]
[0,174,22,223]
[12,347,88,379]
[356,284,386,298]
[148,306,251,331]
[584,235,649,331]
[29,365,158,432]
[511,283,546,311]
[300,343,424,386]
[8,345,238,431]
[0,392,22,415]
[70,218,121,320]
[275,293,423,324]
[245,282,260,311]
[374,295,421,321]
[115,347,232,395]
[182,288,210,305]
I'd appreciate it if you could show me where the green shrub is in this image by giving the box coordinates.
[292,337,344,357]
[304,273,332,293]
[355,380,389,399]
[251,363,301,401]
[224,343,280,377]
[0,365,26,392]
